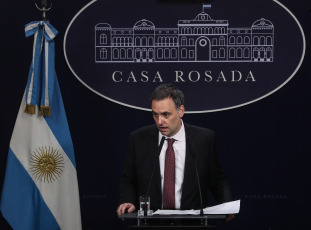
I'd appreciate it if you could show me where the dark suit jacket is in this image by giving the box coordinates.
[118,123,232,210]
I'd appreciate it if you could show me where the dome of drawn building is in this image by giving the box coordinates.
[252,18,273,27]
[194,12,212,21]
[95,23,112,29]
[133,19,155,29]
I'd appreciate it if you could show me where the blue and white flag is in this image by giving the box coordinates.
[203,4,212,12]
[0,21,82,230]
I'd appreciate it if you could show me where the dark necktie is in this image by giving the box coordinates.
[163,138,176,209]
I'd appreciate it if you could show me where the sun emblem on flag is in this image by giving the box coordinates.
[30,146,65,183]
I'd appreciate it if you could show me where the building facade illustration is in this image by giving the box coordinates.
[95,10,274,63]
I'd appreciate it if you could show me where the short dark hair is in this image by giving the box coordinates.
[150,84,184,109]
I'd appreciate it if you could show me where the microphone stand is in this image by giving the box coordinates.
[145,136,166,217]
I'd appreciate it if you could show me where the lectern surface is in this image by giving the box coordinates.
[119,212,226,219]
[119,212,225,229]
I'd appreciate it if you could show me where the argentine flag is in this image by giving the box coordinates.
[0,21,82,230]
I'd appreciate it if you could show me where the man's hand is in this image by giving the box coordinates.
[116,203,136,216]
[225,214,235,222]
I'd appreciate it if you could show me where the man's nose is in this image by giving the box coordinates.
[157,116,164,125]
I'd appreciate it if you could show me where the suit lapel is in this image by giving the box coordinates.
[147,127,162,206]
[180,124,197,209]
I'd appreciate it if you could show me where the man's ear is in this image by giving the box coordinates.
[178,105,185,118]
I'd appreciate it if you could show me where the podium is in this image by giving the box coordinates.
[119,212,226,229]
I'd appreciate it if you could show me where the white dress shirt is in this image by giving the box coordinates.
[158,121,186,209]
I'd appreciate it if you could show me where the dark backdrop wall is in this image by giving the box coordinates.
[0,1,310,229]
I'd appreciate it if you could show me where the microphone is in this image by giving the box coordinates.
[146,136,166,200]
[188,141,204,216]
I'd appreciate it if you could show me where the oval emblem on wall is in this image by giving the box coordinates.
[64,0,305,113]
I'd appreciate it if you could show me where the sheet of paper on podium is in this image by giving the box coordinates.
[202,200,240,214]
[153,200,240,215]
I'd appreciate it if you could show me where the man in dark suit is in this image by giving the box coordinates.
[117,84,234,221]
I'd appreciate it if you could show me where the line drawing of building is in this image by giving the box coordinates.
[95,7,274,63]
